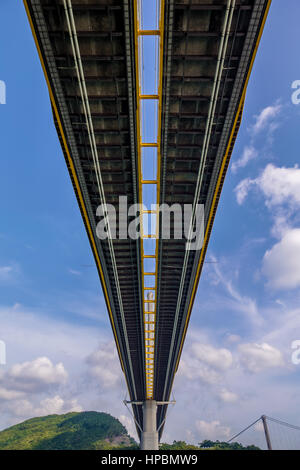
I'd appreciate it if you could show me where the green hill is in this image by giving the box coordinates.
[0,412,260,450]
[0,411,138,450]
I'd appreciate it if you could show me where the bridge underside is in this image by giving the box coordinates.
[25,0,270,439]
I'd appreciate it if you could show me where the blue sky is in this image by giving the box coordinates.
[1,0,300,448]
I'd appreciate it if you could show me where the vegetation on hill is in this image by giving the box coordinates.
[0,412,260,450]
[160,440,260,450]
[0,411,137,450]
[160,441,201,450]
[198,439,260,450]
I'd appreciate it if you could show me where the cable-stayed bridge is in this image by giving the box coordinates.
[24,0,271,449]
[227,415,300,450]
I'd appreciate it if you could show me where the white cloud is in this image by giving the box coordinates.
[262,229,300,290]
[0,303,127,433]
[238,342,284,373]
[195,420,231,440]
[210,257,263,326]
[256,164,300,209]
[234,165,300,290]
[217,388,238,403]
[231,146,258,173]
[0,303,101,366]
[7,395,82,419]
[179,358,221,385]
[235,177,256,205]
[178,341,233,386]
[86,342,121,388]
[270,214,291,240]
[166,310,300,446]
[0,387,25,401]
[275,299,285,308]
[36,395,82,415]
[226,334,241,344]
[191,343,232,371]
[0,265,17,282]
[0,266,13,278]
[235,164,300,209]
[68,269,81,276]
[251,103,282,135]
[232,102,282,176]
[1,357,68,393]
[6,399,37,418]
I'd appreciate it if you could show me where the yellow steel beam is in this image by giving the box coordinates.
[138,30,160,36]
[140,94,159,99]
[141,143,158,147]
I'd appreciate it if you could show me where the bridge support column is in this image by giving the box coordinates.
[140,400,158,450]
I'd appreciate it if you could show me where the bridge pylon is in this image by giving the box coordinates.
[141,400,159,450]
[124,400,176,450]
